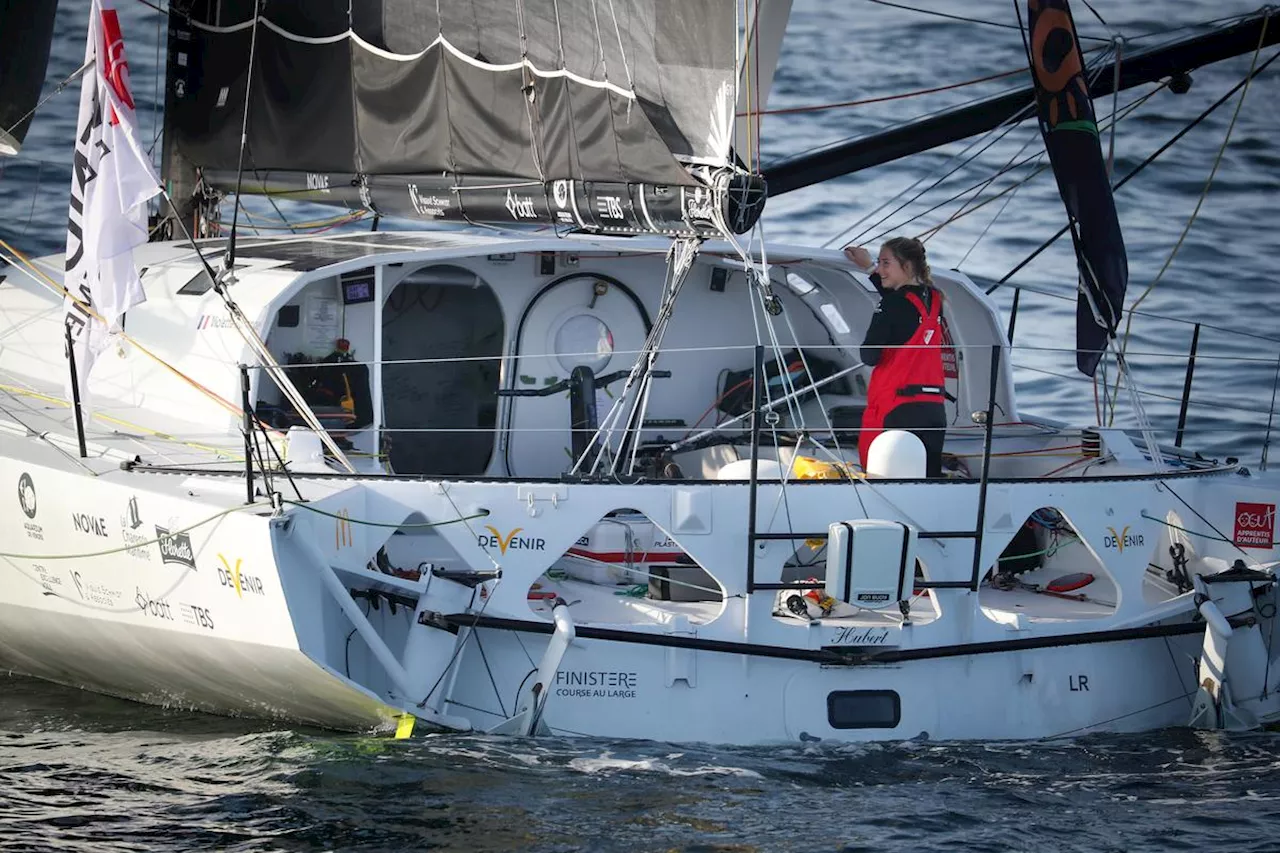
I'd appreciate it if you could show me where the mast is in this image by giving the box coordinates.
[734,0,795,162]
[157,0,218,239]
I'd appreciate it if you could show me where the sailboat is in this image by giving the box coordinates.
[1,0,1279,743]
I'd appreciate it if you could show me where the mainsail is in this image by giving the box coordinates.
[0,0,60,156]
[164,1,764,235]
[1023,0,1127,376]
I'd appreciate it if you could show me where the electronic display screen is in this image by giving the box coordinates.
[342,278,374,305]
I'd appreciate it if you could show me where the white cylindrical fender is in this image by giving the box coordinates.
[866,429,927,478]
[716,458,784,480]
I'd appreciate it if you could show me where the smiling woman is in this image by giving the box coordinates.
[844,237,948,475]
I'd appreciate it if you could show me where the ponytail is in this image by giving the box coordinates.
[881,236,932,285]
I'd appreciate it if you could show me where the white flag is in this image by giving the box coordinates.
[63,0,161,404]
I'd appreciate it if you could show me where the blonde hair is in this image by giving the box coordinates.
[881,236,932,285]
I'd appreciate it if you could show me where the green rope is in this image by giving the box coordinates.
[281,499,488,529]
[1141,511,1278,547]
[0,502,266,561]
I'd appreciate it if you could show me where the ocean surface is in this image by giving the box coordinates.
[3,0,1280,850]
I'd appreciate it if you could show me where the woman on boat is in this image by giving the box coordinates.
[844,237,947,477]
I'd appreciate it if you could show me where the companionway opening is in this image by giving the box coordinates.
[382,266,503,475]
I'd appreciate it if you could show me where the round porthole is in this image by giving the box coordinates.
[555,314,614,373]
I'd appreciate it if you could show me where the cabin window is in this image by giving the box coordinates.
[827,690,900,729]
[554,313,614,373]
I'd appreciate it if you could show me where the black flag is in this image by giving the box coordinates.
[1024,0,1128,376]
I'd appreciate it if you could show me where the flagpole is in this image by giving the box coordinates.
[64,323,88,458]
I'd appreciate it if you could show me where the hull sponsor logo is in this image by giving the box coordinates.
[217,554,265,598]
[504,190,537,219]
[305,173,330,193]
[135,587,174,621]
[121,496,151,561]
[1235,502,1275,549]
[596,195,624,220]
[478,525,546,555]
[72,512,108,537]
[554,670,638,699]
[18,472,37,519]
[1104,525,1143,552]
[18,473,42,540]
[683,186,714,220]
[32,564,64,596]
[408,183,451,218]
[552,179,569,208]
[196,314,234,330]
[71,571,121,607]
[155,526,197,569]
[179,603,215,630]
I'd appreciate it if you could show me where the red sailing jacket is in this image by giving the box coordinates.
[859,289,946,466]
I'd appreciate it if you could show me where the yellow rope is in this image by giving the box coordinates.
[0,381,246,461]
[0,237,281,435]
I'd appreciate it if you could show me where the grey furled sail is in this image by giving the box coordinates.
[0,0,60,157]
[164,0,765,235]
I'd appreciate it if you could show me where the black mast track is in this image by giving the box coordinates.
[763,11,1279,196]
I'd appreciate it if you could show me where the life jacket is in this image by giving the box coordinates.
[859,288,946,467]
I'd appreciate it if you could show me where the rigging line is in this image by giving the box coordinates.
[747,0,757,171]
[844,115,1035,248]
[1106,37,1123,177]
[1078,0,1110,30]
[959,180,1021,267]
[909,44,1122,242]
[1111,12,1273,424]
[515,0,548,184]
[588,0,626,185]
[255,411,302,501]
[155,192,354,471]
[471,629,508,718]
[0,238,250,425]
[859,0,1112,40]
[823,105,1036,248]
[985,48,1280,294]
[130,0,168,14]
[820,37,1115,249]
[0,380,245,460]
[150,8,162,165]
[747,66,1027,118]
[225,0,262,272]
[1120,10,1259,44]
[1046,689,1197,739]
[0,399,98,476]
[844,33,1123,247]
[911,127,1047,244]
[417,577,504,710]
[1146,488,1256,561]
[0,60,93,145]
[915,74,1159,243]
